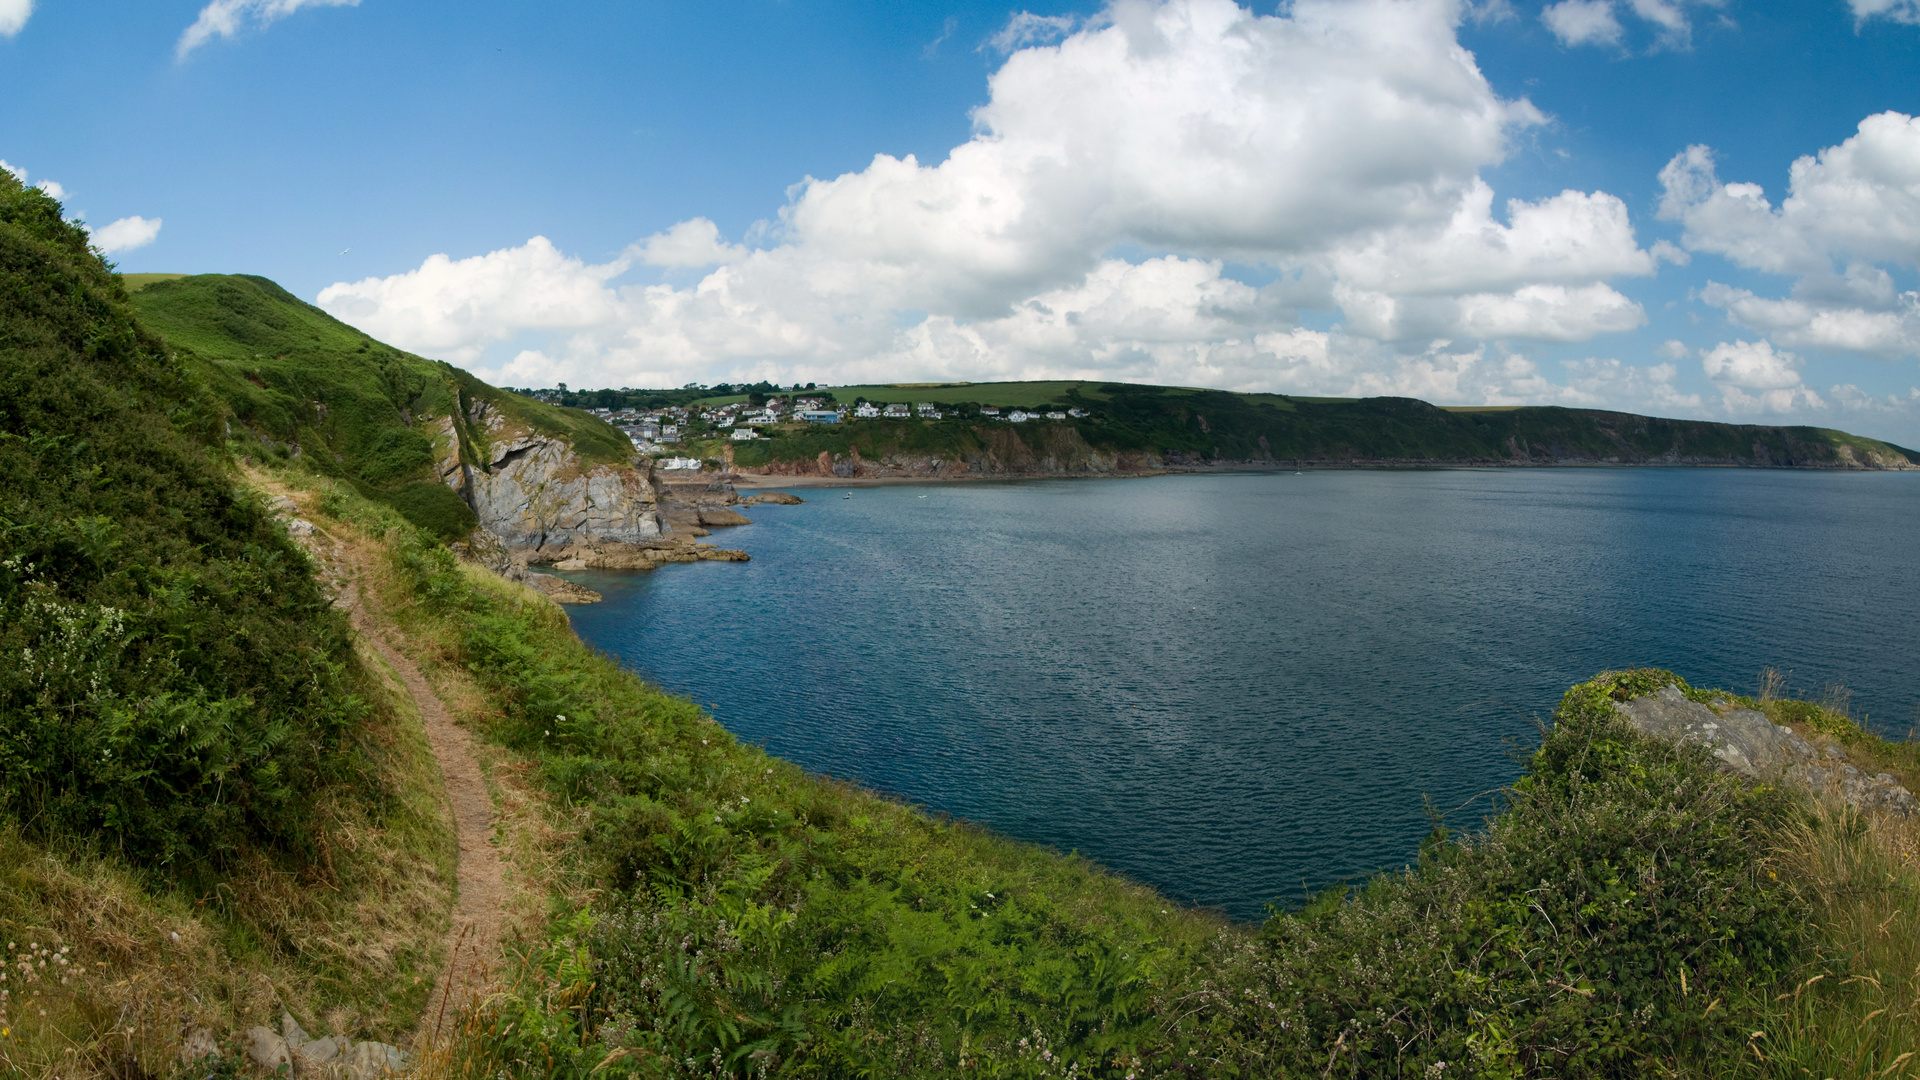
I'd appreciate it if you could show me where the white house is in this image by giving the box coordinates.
[1007,410,1031,423]
[1045,411,1067,420]
[980,406,1001,416]
[658,456,702,470]
[1067,408,1088,418]
[854,403,881,418]
[884,403,911,418]
[915,403,942,418]
[731,427,759,441]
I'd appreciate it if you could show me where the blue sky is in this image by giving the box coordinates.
[5,0,1920,443]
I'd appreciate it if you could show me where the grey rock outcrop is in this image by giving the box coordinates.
[244,1026,290,1073]
[1788,754,1920,817]
[525,571,604,604]
[433,406,666,556]
[258,1011,408,1079]
[178,1025,220,1066]
[1617,685,1915,815]
[1616,686,1816,779]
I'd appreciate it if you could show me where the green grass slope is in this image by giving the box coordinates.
[0,166,453,1076]
[127,274,636,536]
[0,183,363,873]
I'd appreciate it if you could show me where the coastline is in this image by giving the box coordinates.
[722,457,1920,490]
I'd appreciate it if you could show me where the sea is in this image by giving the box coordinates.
[555,468,1920,921]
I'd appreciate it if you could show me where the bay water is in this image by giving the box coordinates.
[557,469,1920,920]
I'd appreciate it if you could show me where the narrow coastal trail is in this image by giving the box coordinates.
[344,578,508,1049]
[259,472,513,1056]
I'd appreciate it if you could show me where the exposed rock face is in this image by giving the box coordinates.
[178,1025,220,1066]
[244,1026,289,1073]
[449,527,528,584]
[432,406,666,556]
[1617,685,1915,815]
[525,571,604,604]
[1616,686,1816,779]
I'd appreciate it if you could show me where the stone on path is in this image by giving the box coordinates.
[267,1012,410,1079]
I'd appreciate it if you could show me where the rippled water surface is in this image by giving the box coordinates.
[558,469,1920,920]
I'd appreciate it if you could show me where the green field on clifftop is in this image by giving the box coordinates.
[535,376,1917,471]
[677,382,1920,472]
[127,274,638,536]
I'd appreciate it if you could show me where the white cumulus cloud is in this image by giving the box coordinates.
[318,236,630,365]
[0,0,31,38]
[1543,0,1718,50]
[1542,0,1623,46]
[1663,112,1920,360]
[986,11,1081,53]
[1700,338,1825,412]
[320,0,1664,405]
[1849,0,1920,25]
[1660,114,1920,275]
[177,0,361,59]
[637,218,749,268]
[92,216,163,255]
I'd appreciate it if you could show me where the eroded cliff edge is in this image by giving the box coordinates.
[429,405,766,600]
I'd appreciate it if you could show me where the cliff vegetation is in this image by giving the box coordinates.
[128,274,636,538]
[0,169,454,1074]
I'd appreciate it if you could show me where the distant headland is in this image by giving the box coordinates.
[513,378,1920,480]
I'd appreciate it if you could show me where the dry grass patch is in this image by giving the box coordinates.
[0,623,454,1077]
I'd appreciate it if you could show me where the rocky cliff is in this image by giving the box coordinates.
[432,401,666,557]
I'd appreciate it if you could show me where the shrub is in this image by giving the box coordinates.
[0,173,363,874]
[1171,669,1806,1076]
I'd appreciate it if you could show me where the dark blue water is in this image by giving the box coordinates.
[558,469,1920,920]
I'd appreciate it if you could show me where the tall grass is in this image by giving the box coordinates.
[1745,800,1920,1078]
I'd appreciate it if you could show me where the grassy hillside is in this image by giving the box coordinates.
[0,164,452,1074]
[0,185,360,873]
[127,274,636,536]
[651,381,1920,471]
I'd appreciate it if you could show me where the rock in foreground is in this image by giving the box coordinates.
[1617,685,1915,815]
